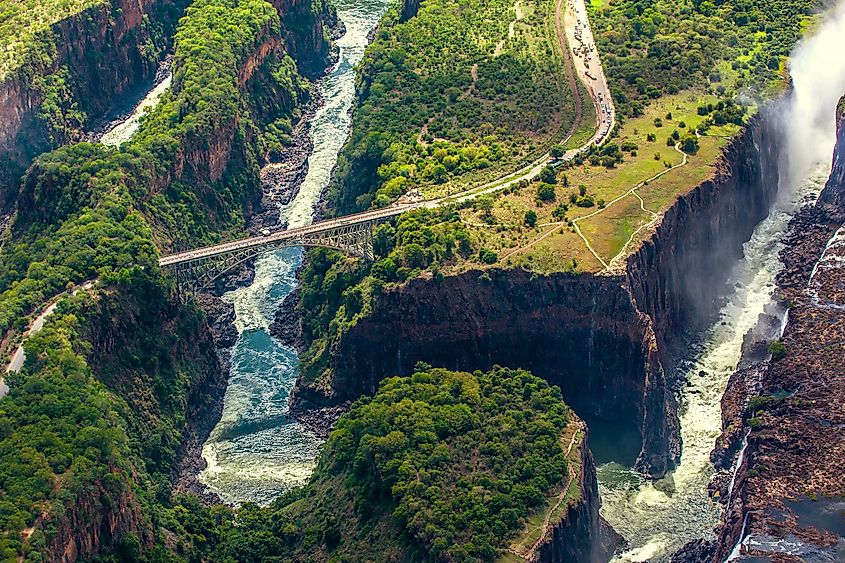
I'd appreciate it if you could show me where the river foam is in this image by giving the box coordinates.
[197,0,390,505]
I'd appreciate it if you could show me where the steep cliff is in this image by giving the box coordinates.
[0,0,187,207]
[292,111,783,479]
[293,268,677,477]
[0,0,336,558]
[537,428,622,563]
[714,98,845,562]
[623,113,782,358]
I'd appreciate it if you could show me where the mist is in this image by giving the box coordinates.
[781,0,845,190]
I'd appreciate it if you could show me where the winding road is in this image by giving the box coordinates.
[1,281,95,397]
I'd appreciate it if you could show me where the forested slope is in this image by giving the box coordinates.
[163,366,581,562]
[0,0,333,558]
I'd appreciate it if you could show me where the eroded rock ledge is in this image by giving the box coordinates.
[713,97,845,563]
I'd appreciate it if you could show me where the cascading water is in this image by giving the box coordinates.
[197,0,390,505]
[99,72,173,146]
[598,2,845,560]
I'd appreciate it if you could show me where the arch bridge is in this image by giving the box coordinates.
[159,204,418,292]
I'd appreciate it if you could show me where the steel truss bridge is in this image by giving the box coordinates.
[158,203,421,292]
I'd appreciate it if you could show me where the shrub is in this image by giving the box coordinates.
[536,183,556,202]
[479,248,498,264]
[769,339,787,359]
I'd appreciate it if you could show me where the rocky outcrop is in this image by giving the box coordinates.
[713,98,845,562]
[275,0,338,77]
[819,96,845,215]
[538,428,623,563]
[400,0,421,22]
[0,0,187,207]
[43,476,151,563]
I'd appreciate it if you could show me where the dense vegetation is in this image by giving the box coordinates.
[160,365,573,562]
[329,0,577,212]
[0,0,329,557]
[589,0,821,116]
[0,0,309,334]
[298,206,491,384]
[0,0,108,79]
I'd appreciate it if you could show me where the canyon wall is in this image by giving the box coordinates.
[714,97,845,563]
[292,111,783,479]
[538,429,621,563]
[294,267,676,477]
[0,0,187,208]
[624,112,782,358]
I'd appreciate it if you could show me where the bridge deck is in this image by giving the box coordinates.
[159,203,421,266]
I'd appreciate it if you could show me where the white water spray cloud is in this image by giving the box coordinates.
[782,0,845,188]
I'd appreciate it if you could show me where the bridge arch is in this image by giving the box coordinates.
[163,221,375,293]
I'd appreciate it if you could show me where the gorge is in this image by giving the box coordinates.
[1,0,843,559]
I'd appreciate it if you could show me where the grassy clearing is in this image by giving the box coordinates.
[454,90,743,272]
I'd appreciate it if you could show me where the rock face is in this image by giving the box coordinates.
[714,98,845,562]
[291,111,783,479]
[0,0,187,207]
[538,428,623,563]
[47,280,227,561]
[42,479,150,563]
[294,267,677,477]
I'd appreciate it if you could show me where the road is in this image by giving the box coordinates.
[159,0,616,268]
[1,281,95,397]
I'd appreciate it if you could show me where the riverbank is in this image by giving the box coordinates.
[187,0,389,505]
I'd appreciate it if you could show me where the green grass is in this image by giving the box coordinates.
[455,90,743,271]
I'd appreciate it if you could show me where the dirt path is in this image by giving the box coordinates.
[508,420,586,560]
[571,137,695,272]
[494,1,524,56]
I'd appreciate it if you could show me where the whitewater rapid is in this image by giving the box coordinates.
[598,164,829,562]
[599,1,845,559]
[99,72,172,146]
[197,0,390,505]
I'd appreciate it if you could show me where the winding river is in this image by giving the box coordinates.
[197,0,390,505]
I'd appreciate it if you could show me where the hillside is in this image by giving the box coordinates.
[328,0,585,214]
[166,366,606,562]
[293,0,821,402]
[0,0,333,557]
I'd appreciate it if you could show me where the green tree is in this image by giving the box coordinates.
[536,183,556,202]
[539,165,557,184]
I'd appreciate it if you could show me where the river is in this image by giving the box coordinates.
[197,0,390,505]
[99,72,172,147]
[597,2,845,559]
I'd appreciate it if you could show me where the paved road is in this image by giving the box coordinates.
[159,0,615,268]
[1,281,95,397]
